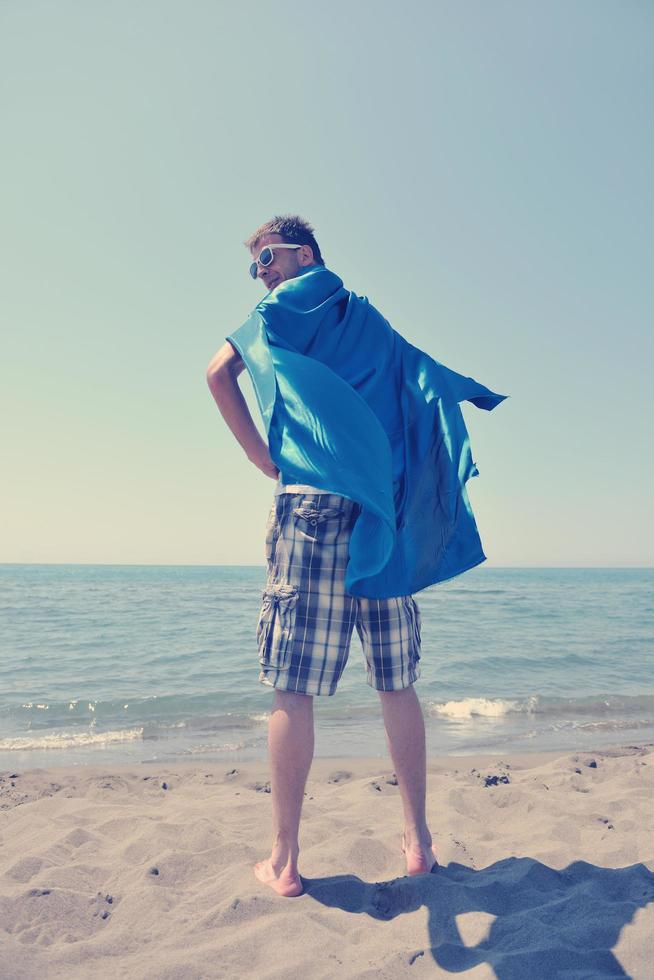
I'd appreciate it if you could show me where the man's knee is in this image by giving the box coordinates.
[378,684,416,699]
[272,688,314,710]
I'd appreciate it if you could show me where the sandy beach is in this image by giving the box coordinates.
[1,745,653,979]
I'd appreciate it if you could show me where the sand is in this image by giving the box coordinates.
[1,745,653,979]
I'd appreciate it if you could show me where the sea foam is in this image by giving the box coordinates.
[433,698,520,719]
[0,728,144,752]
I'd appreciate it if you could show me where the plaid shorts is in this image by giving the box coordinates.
[256,492,422,697]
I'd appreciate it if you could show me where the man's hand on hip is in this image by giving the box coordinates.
[248,444,280,481]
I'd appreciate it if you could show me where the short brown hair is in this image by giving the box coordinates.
[244,214,325,266]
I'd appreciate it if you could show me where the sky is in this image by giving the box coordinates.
[1,0,652,567]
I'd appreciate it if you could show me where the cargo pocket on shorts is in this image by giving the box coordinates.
[404,596,422,665]
[257,584,299,670]
[264,502,278,566]
[292,503,345,545]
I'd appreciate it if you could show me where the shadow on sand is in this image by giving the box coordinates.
[303,856,654,978]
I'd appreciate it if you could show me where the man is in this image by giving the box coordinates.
[206,215,505,898]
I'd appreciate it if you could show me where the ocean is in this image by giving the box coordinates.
[1,565,652,769]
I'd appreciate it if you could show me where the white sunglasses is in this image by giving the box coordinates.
[249,243,302,279]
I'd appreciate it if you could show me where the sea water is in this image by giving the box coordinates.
[1,565,652,769]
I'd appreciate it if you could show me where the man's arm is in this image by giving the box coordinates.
[206,341,279,480]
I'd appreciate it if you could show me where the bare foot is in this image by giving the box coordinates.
[253,859,303,897]
[401,833,438,876]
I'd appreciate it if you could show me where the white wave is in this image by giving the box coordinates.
[432,698,520,720]
[0,728,144,752]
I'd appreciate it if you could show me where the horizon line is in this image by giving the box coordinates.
[1,562,652,570]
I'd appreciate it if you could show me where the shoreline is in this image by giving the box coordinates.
[3,731,654,776]
[5,742,645,782]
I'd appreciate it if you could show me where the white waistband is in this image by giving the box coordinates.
[274,482,332,496]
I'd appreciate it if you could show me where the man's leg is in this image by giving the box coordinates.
[378,685,437,875]
[253,689,314,896]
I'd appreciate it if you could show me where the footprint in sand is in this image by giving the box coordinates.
[6,857,45,883]
[327,771,352,784]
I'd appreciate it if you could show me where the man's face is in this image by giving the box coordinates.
[249,232,314,291]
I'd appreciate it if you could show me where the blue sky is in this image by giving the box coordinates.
[1,1,652,566]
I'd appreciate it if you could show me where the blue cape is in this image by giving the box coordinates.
[227,265,506,598]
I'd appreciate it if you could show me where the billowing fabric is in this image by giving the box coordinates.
[227,265,507,598]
